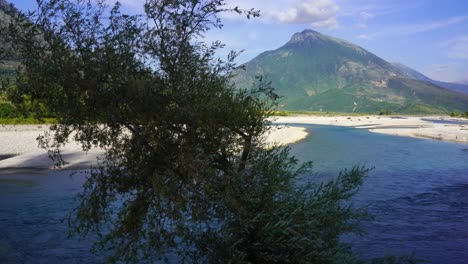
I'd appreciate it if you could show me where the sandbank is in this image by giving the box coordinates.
[0,124,308,170]
[3,115,464,171]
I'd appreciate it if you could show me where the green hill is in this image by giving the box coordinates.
[0,1,33,121]
[0,0,19,78]
[234,29,468,114]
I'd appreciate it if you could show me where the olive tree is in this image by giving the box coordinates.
[4,0,369,262]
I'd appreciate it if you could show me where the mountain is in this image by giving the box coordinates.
[234,29,468,113]
[392,62,468,94]
[0,0,10,10]
[391,63,432,82]
[0,0,20,77]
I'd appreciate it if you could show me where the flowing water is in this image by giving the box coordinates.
[290,124,468,263]
[0,124,467,263]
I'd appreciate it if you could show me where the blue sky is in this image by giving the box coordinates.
[8,0,468,82]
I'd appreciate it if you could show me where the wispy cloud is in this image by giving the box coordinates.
[398,16,468,35]
[441,35,468,60]
[356,34,370,40]
[357,11,375,28]
[338,0,422,19]
[362,16,468,39]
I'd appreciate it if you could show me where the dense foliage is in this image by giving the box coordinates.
[450,111,468,118]
[0,2,55,120]
[2,0,372,262]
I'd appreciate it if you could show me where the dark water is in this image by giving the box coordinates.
[0,170,100,263]
[0,125,467,263]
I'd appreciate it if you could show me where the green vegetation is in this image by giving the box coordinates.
[378,110,392,115]
[0,85,55,121]
[0,101,14,117]
[0,60,18,77]
[0,40,55,122]
[234,30,468,114]
[270,110,445,117]
[271,110,290,116]
[272,110,375,116]
[0,1,45,122]
[0,117,56,124]
[450,111,468,118]
[1,0,378,262]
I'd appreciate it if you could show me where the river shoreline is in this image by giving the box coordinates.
[1,116,466,170]
[0,124,309,170]
[273,115,468,144]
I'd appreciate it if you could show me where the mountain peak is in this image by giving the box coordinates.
[288,29,322,44]
[299,29,320,35]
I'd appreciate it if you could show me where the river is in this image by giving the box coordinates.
[1,124,467,263]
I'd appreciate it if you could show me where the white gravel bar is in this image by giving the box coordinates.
[0,124,309,170]
[274,115,468,144]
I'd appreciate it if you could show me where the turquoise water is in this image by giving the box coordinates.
[0,125,467,263]
[290,124,468,263]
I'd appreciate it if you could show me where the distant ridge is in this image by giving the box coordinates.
[234,29,468,113]
[392,62,468,95]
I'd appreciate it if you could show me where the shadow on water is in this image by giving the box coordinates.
[0,154,17,161]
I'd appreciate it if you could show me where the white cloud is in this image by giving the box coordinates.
[272,0,339,29]
[357,11,375,28]
[359,11,374,20]
[115,0,340,29]
[357,34,370,40]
